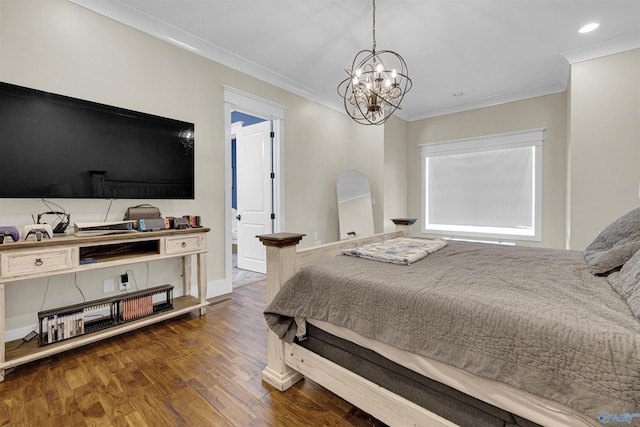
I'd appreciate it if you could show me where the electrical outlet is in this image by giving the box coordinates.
[119,273,130,291]
[103,278,115,293]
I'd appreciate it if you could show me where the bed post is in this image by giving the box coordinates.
[257,232,306,391]
[391,218,417,237]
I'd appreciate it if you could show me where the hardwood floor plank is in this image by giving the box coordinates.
[0,281,385,426]
[124,410,150,427]
[260,386,352,427]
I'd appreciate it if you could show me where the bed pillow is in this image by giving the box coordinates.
[606,249,640,319]
[584,207,640,275]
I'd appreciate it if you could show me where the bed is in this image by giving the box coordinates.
[259,214,640,427]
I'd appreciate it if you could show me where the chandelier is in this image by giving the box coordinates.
[337,0,412,125]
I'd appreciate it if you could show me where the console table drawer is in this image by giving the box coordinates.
[1,248,75,278]
[165,235,203,254]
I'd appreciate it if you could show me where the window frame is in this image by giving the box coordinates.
[420,128,544,242]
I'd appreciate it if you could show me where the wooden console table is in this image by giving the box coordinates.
[0,227,210,381]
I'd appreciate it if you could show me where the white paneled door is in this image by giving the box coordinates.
[236,120,273,274]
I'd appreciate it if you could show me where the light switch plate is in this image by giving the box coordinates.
[103,278,115,293]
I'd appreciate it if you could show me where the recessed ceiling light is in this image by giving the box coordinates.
[579,23,599,33]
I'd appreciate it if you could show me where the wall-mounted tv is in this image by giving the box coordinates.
[0,82,195,199]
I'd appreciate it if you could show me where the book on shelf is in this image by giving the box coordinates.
[46,311,85,343]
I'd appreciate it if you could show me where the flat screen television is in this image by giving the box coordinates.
[0,82,195,199]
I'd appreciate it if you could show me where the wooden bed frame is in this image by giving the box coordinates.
[258,219,462,427]
[257,219,592,427]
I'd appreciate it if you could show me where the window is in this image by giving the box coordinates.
[421,128,544,241]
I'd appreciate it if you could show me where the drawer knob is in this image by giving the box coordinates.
[34,258,44,267]
[181,242,187,248]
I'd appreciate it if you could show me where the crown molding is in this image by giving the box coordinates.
[561,32,640,64]
[66,0,350,117]
[408,82,567,121]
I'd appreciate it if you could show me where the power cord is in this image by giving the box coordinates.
[7,276,52,351]
[103,199,114,222]
[125,269,140,291]
[74,273,86,302]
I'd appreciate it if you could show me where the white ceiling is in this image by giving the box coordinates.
[69,0,640,121]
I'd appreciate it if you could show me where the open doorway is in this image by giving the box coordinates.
[223,86,286,290]
[231,112,268,287]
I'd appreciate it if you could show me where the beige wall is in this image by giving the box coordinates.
[407,92,568,248]
[383,115,409,232]
[284,98,384,245]
[568,49,640,250]
[0,0,388,337]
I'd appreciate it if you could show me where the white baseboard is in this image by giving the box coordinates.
[5,325,37,343]
[205,278,232,299]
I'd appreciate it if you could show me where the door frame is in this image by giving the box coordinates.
[223,86,286,286]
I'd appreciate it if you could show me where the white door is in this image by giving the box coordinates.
[236,120,273,273]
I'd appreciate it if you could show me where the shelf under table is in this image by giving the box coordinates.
[3,295,207,370]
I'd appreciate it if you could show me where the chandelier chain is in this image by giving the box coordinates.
[372,0,376,53]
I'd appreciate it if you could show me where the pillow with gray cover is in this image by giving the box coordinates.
[584,207,640,275]
[606,248,640,318]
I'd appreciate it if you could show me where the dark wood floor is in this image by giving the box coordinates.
[0,281,385,427]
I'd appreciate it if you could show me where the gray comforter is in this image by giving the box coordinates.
[264,241,640,422]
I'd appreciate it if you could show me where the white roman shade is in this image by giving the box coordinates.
[420,128,544,241]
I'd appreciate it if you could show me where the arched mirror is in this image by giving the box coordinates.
[337,170,374,239]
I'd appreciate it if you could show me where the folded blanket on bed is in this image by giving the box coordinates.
[340,237,447,265]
